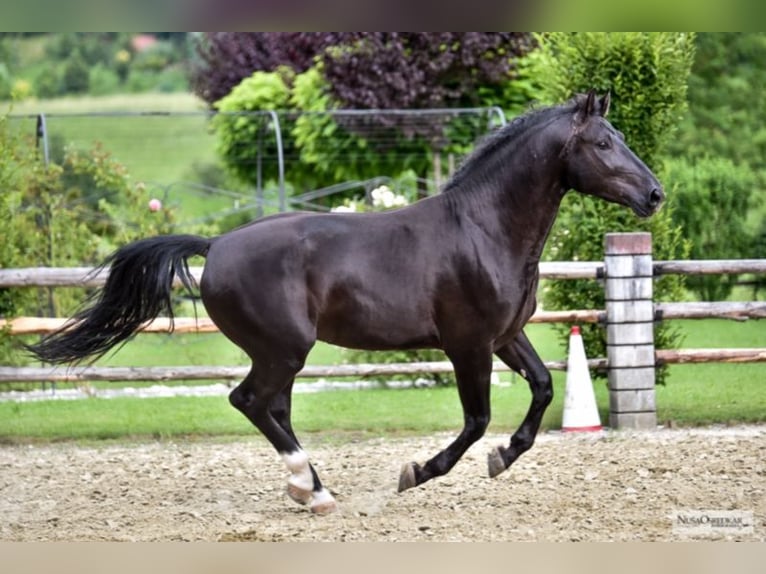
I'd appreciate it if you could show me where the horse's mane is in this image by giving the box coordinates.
[443,98,579,194]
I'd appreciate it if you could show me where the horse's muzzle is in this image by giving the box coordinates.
[633,186,664,217]
[648,187,664,211]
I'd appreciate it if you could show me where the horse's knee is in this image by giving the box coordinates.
[539,381,553,408]
[532,371,553,408]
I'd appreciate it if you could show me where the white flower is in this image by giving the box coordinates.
[331,203,357,213]
[371,185,408,209]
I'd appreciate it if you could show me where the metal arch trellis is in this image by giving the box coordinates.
[28,106,507,220]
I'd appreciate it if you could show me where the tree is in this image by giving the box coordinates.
[61,50,90,94]
[191,33,536,109]
[664,33,765,298]
[190,33,344,104]
[319,33,536,173]
[668,33,766,172]
[200,33,537,199]
[662,157,758,300]
[529,32,695,383]
[321,33,534,108]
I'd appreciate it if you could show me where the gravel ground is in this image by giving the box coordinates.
[1,426,763,542]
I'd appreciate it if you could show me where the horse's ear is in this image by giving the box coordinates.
[575,89,598,124]
[599,92,611,117]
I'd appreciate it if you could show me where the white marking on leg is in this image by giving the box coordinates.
[310,487,337,514]
[281,449,314,492]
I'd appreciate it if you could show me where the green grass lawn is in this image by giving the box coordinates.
[8,93,249,224]
[10,92,206,115]
[2,364,763,442]
[651,319,765,424]
[3,319,764,442]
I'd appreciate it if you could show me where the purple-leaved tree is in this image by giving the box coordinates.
[191,32,535,109]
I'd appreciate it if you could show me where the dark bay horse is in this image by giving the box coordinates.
[28,91,663,514]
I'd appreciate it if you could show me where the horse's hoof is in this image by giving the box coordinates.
[487,447,507,478]
[310,489,338,515]
[311,499,338,515]
[286,483,313,506]
[398,462,418,493]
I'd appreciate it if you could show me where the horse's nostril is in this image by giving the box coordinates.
[649,187,664,207]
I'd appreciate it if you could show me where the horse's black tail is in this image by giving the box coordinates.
[26,234,211,365]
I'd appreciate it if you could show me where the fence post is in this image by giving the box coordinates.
[605,232,657,430]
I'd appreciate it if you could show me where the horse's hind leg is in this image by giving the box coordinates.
[488,330,553,478]
[229,364,337,514]
[267,383,330,510]
[398,347,493,492]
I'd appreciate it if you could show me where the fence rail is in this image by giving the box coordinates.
[2,348,763,385]
[0,261,603,287]
[2,237,764,430]
[4,301,766,336]
[3,258,766,289]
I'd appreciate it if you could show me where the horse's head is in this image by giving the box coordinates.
[562,90,664,217]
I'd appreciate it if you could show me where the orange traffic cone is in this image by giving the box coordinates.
[562,325,603,432]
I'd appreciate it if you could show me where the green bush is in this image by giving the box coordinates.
[529,33,696,383]
[0,64,12,100]
[0,112,176,365]
[33,64,60,99]
[131,41,178,73]
[213,62,502,201]
[12,34,191,98]
[663,157,758,301]
[88,64,121,96]
[153,68,190,93]
[61,51,90,94]
[213,67,299,190]
[290,65,434,194]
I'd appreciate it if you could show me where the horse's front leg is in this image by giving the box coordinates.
[398,347,493,492]
[488,330,553,478]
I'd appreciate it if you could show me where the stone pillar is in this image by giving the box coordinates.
[605,232,657,430]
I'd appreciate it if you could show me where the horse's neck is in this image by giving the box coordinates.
[457,164,565,264]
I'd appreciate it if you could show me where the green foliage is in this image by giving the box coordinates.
[88,64,121,96]
[213,68,295,189]
[751,219,766,298]
[61,51,90,94]
[2,33,191,100]
[32,64,60,99]
[213,65,431,196]
[669,33,766,172]
[0,111,176,365]
[213,62,510,201]
[131,40,179,73]
[292,66,438,192]
[0,63,12,100]
[665,33,766,276]
[532,33,695,171]
[530,33,695,383]
[663,157,758,301]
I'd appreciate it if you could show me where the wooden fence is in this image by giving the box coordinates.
[1,233,764,429]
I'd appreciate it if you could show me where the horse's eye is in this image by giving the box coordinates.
[596,140,610,150]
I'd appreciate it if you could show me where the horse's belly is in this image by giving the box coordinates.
[316,308,439,351]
